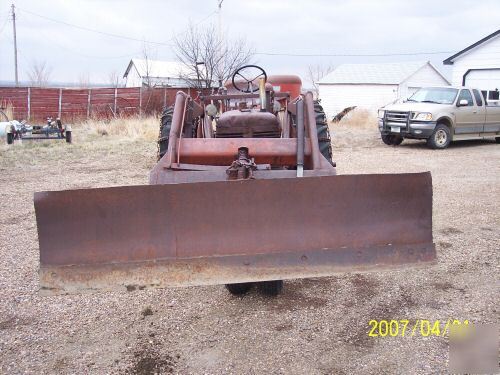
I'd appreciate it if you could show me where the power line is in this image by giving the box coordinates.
[17,7,217,46]
[254,50,456,57]
[17,7,175,46]
[15,6,462,59]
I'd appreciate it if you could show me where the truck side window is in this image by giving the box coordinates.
[489,90,499,100]
[457,89,474,106]
[481,90,488,105]
[472,89,483,106]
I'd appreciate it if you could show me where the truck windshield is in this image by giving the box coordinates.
[407,88,459,104]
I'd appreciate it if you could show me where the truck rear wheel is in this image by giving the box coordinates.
[381,133,403,146]
[427,124,451,149]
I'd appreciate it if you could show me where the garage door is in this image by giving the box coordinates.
[464,69,500,91]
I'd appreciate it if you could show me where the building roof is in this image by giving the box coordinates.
[123,59,191,79]
[317,61,447,85]
[443,29,500,65]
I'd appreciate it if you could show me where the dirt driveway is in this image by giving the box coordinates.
[0,127,498,374]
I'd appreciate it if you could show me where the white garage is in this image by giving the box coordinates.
[317,61,449,119]
[443,29,500,102]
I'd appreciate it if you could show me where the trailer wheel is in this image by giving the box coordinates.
[257,280,283,296]
[225,283,253,295]
[381,133,403,146]
[157,106,173,161]
[65,131,72,144]
[313,100,333,165]
[427,124,450,149]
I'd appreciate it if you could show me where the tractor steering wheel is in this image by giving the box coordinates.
[232,65,267,93]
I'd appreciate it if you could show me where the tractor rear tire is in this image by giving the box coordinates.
[225,283,253,295]
[257,280,283,296]
[381,133,403,146]
[313,100,333,165]
[158,106,173,161]
[65,131,72,144]
[7,132,14,145]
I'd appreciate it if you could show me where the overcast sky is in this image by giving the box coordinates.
[0,0,499,86]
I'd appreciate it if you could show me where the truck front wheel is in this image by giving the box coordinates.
[381,133,403,146]
[427,124,451,149]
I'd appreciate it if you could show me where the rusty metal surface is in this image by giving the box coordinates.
[35,173,433,283]
[40,243,436,294]
[157,138,313,167]
[150,168,336,185]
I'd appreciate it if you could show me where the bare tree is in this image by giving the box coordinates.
[108,70,122,88]
[28,60,52,87]
[78,72,91,88]
[141,42,154,88]
[174,23,254,89]
[307,64,334,96]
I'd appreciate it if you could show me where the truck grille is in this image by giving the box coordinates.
[385,111,410,122]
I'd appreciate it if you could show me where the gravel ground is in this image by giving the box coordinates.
[0,127,498,374]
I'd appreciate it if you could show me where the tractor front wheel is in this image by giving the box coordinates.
[225,282,253,295]
[257,280,283,296]
[157,106,173,160]
[313,100,333,164]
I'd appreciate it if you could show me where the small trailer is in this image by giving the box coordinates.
[7,117,72,144]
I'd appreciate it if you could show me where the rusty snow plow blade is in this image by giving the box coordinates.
[35,172,435,295]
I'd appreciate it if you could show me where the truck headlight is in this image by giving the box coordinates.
[378,110,385,119]
[414,112,432,121]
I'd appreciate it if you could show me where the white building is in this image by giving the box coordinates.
[317,61,449,118]
[123,59,193,88]
[443,29,500,101]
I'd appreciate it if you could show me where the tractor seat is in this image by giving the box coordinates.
[216,109,281,138]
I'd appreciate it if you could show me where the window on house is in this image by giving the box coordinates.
[457,89,474,106]
[472,89,483,106]
[488,90,499,101]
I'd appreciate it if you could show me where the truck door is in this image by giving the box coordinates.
[483,90,500,135]
[472,89,487,134]
[454,89,482,135]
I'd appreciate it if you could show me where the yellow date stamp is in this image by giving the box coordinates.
[368,319,471,338]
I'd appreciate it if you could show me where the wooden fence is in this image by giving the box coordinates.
[0,86,198,122]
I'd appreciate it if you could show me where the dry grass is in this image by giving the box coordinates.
[4,103,14,121]
[334,108,378,129]
[76,115,159,141]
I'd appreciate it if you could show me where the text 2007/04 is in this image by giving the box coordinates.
[368,319,471,338]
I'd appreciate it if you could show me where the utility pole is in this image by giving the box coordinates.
[11,4,19,87]
[217,0,224,87]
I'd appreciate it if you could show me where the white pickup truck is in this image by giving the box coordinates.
[378,86,500,149]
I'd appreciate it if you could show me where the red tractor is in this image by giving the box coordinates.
[34,65,435,296]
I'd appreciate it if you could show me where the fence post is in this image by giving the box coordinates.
[27,87,31,120]
[114,87,118,115]
[58,88,62,118]
[139,86,142,117]
[87,89,91,118]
